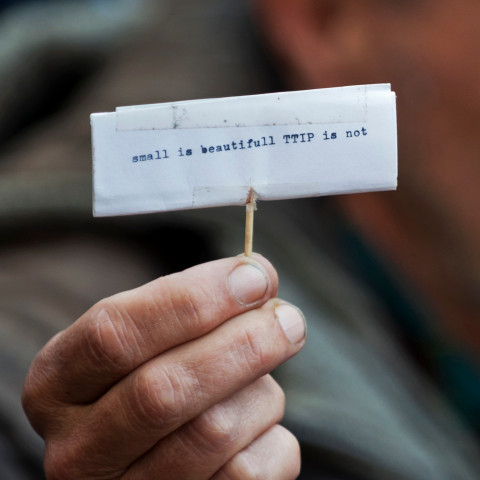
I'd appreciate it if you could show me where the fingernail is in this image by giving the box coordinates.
[228,262,269,306]
[275,304,306,345]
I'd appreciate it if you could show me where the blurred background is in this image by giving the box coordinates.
[1,1,480,479]
[0,0,277,221]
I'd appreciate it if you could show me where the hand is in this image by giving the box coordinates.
[22,255,306,479]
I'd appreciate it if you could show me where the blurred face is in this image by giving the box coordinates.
[259,0,480,210]
[336,1,480,193]
[255,0,480,342]
[338,0,480,281]
[256,0,480,201]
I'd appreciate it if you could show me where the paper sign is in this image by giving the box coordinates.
[91,84,397,217]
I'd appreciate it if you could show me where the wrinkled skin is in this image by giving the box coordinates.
[23,256,305,479]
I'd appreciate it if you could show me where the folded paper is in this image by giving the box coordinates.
[91,84,397,217]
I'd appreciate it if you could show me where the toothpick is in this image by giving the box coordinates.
[244,189,257,257]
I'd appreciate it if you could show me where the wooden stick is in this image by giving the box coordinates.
[244,189,257,257]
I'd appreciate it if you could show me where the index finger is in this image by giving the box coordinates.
[24,254,278,406]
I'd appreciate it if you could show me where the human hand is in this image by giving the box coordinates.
[22,255,306,479]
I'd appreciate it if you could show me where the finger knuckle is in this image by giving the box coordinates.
[22,364,43,419]
[191,406,238,453]
[288,435,302,478]
[129,366,186,431]
[83,299,138,372]
[157,277,206,333]
[275,426,302,479]
[22,345,61,432]
[230,457,261,480]
[263,375,286,419]
[235,328,273,375]
[292,445,302,478]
